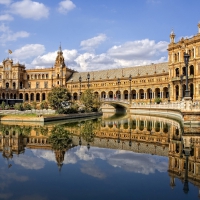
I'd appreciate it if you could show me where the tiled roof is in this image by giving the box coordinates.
[68,62,168,82]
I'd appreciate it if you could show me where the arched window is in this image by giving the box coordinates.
[175,68,179,77]
[6,82,9,88]
[13,82,16,89]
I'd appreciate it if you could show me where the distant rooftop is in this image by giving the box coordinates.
[69,62,168,82]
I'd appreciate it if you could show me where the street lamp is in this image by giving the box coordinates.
[79,76,82,100]
[150,88,152,104]
[117,122,120,143]
[168,84,170,103]
[129,127,132,147]
[184,52,190,97]
[87,73,90,89]
[117,78,120,100]
[180,74,184,100]
[71,79,73,101]
[129,74,132,104]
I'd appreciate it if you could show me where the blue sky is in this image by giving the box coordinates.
[0,0,200,71]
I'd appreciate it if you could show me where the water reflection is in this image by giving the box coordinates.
[0,115,199,199]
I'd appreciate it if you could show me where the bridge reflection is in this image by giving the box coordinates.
[0,115,199,197]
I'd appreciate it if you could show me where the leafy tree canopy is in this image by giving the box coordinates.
[48,87,71,110]
[80,89,101,112]
[49,125,72,150]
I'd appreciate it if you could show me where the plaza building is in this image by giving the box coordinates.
[1,23,200,104]
[0,46,75,103]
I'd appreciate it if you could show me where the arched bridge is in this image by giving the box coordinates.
[101,98,131,111]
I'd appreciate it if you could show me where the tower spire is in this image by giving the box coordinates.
[59,42,62,52]
[170,29,176,43]
[198,22,200,34]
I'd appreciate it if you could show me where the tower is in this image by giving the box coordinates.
[54,45,66,87]
[170,30,176,43]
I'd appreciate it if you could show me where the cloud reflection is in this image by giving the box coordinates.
[13,154,45,170]
[30,146,168,177]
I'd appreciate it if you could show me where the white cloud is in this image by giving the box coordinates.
[0,14,13,21]
[12,44,45,60]
[31,49,78,69]
[0,0,11,5]
[10,0,49,20]
[80,34,107,52]
[107,39,168,60]
[0,24,29,45]
[0,23,9,32]
[58,0,76,14]
[15,36,168,71]
[13,154,45,170]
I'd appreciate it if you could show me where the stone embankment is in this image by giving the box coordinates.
[0,109,102,123]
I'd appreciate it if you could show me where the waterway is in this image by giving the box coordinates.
[0,113,199,200]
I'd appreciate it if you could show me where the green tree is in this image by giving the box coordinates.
[14,103,23,111]
[23,102,32,110]
[48,87,71,112]
[1,101,6,110]
[40,101,48,110]
[81,121,95,143]
[80,89,101,112]
[32,101,37,109]
[49,125,72,150]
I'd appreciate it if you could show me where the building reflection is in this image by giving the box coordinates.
[0,116,200,197]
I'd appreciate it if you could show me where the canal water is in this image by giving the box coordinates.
[0,113,199,200]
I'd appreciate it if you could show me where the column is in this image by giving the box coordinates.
[160,91,163,99]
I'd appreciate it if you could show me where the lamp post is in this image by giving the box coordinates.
[117,122,120,143]
[129,127,132,147]
[79,76,82,100]
[129,75,132,104]
[117,78,120,100]
[87,73,90,89]
[71,79,73,102]
[150,89,152,104]
[168,84,170,103]
[184,52,190,97]
[180,74,184,101]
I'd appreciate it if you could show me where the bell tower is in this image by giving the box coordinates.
[54,45,66,68]
[53,45,67,87]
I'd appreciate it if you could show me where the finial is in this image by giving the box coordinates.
[198,22,200,33]
[59,42,62,52]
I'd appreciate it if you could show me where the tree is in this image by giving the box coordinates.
[49,125,72,150]
[80,89,101,112]
[40,101,48,110]
[48,87,71,111]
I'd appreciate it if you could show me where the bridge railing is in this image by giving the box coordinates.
[101,98,200,111]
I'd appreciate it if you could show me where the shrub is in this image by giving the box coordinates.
[1,101,6,110]
[40,101,48,110]
[5,105,10,110]
[14,103,24,111]
[154,97,162,104]
[32,102,37,109]
[23,102,32,110]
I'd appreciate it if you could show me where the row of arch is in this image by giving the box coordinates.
[174,83,194,100]
[0,93,46,102]
[27,74,49,80]
[175,65,194,77]
[102,120,170,133]
[72,87,169,100]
